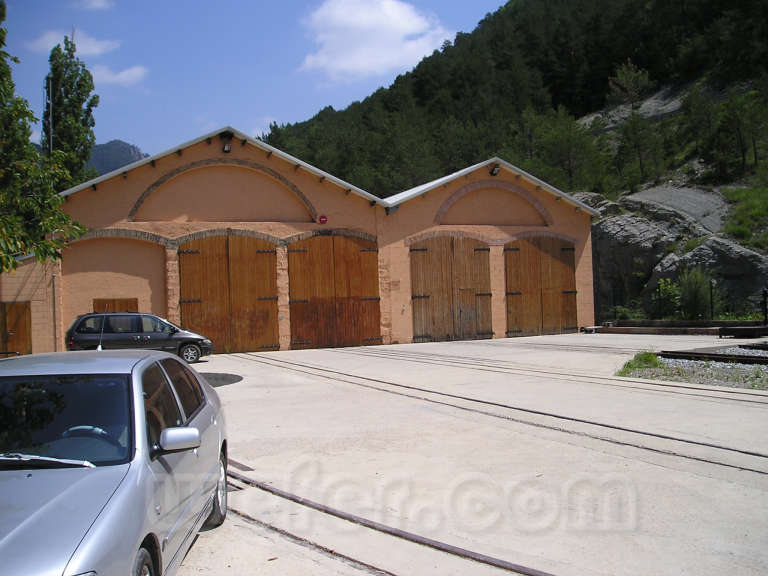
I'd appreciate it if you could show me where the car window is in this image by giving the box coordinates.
[104,315,139,334]
[141,315,172,334]
[142,363,182,449]
[76,316,103,334]
[160,358,204,420]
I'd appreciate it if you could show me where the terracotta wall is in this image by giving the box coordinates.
[375,168,595,344]
[0,259,60,353]
[2,136,594,353]
[61,238,167,333]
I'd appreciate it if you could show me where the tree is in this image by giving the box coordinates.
[609,59,655,110]
[42,35,99,189]
[0,1,84,272]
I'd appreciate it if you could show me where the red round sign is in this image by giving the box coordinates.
[318,215,328,224]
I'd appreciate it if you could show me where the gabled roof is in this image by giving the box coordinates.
[62,129,598,216]
[383,157,599,215]
[61,126,385,206]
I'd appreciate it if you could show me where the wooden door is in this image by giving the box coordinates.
[558,241,578,332]
[179,234,280,353]
[93,298,138,313]
[333,237,381,347]
[410,237,453,342]
[410,237,491,342]
[505,237,578,337]
[179,236,231,352]
[453,238,492,340]
[229,236,279,351]
[505,238,543,336]
[1,302,32,356]
[288,236,336,349]
[288,236,381,349]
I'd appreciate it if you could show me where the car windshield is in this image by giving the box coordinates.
[0,374,132,467]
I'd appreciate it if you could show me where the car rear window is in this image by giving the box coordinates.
[160,358,204,420]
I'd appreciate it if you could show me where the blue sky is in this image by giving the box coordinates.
[5,0,504,155]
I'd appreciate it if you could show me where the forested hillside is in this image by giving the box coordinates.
[265,0,768,198]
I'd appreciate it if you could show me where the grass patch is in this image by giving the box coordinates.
[617,352,661,376]
[723,182,768,252]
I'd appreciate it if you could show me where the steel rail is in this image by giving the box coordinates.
[227,466,558,576]
[237,353,768,474]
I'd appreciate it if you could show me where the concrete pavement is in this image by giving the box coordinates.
[180,334,768,576]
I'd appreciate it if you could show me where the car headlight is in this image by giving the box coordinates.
[202,339,212,345]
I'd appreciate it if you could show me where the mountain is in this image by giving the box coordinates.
[265,0,767,198]
[86,140,148,175]
[264,0,768,320]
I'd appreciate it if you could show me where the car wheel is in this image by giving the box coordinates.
[205,452,228,527]
[179,343,201,363]
[134,547,154,576]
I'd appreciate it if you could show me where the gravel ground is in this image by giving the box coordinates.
[716,346,768,357]
[625,357,768,389]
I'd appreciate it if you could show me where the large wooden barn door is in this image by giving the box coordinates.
[179,233,278,353]
[229,236,279,351]
[410,237,492,342]
[0,302,32,356]
[288,235,381,349]
[505,237,577,336]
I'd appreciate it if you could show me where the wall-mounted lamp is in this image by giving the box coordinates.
[318,215,328,224]
[219,130,234,153]
[489,163,500,176]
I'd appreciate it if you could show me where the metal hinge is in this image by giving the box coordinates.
[504,247,520,252]
[360,248,379,253]
[257,296,278,301]
[289,299,309,304]
[562,290,578,295]
[360,297,381,301]
[409,247,427,252]
[412,295,430,300]
[178,249,200,255]
[475,292,492,297]
[506,291,522,296]
[179,299,202,304]
[474,247,490,252]
[291,340,311,346]
[288,249,308,253]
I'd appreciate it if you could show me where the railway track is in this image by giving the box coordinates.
[225,461,558,576]
[235,352,768,475]
[333,347,768,405]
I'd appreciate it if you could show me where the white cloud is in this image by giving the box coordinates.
[92,64,147,87]
[27,29,120,56]
[301,0,453,81]
[77,0,115,10]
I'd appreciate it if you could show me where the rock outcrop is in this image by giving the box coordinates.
[588,186,768,318]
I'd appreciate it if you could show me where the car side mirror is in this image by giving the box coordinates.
[155,427,200,456]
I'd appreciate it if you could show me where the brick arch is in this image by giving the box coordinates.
[127,158,318,222]
[172,228,281,248]
[404,229,499,247]
[73,227,173,248]
[283,228,377,245]
[434,179,553,226]
[508,230,577,245]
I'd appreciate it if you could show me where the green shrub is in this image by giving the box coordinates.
[678,268,715,319]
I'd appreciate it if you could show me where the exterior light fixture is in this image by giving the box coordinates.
[489,163,500,176]
[318,215,328,224]
[219,130,234,153]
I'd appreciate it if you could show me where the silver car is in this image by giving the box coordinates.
[0,350,228,576]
